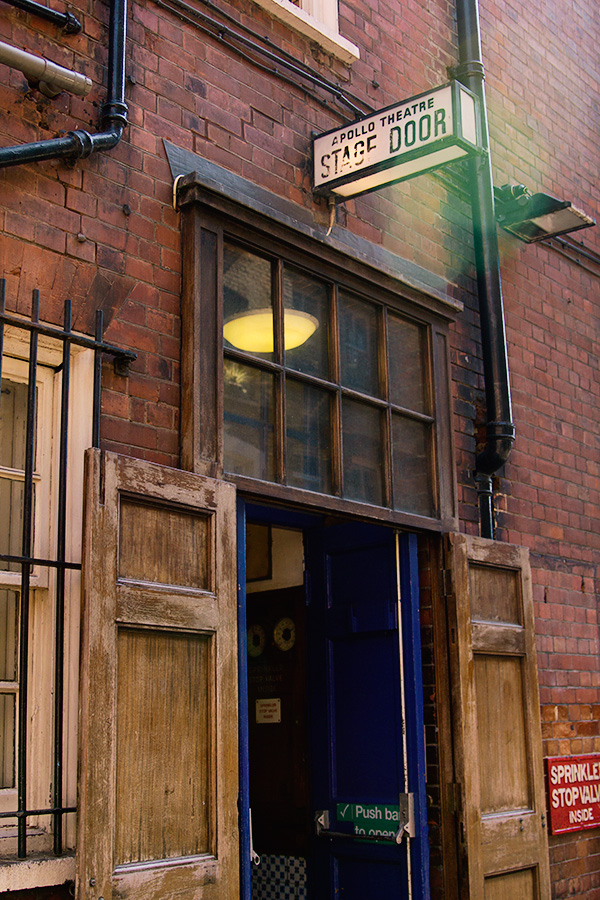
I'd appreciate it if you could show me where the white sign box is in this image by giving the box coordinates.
[313,81,481,199]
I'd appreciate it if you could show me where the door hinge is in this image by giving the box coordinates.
[441,568,453,597]
[446,782,461,815]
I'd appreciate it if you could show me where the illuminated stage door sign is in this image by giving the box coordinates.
[313,80,481,199]
[546,754,600,834]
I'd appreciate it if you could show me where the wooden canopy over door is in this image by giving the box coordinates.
[445,534,550,900]
[77,450,239,900]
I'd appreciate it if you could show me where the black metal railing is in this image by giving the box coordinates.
[0,280,135,857]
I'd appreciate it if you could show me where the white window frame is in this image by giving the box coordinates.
[0,327,93,891]
[252,0,359,63]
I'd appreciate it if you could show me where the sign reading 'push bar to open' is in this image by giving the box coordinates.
[313,80,482,199]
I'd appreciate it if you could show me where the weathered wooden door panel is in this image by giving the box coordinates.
[484,866,537,900]
[446,534,550,900]
[475,654,530,812]
[77,450,238,900]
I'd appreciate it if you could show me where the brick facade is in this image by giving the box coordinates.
[1,0,599,895]
[481,5,600,896]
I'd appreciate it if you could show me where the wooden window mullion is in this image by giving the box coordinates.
[274,260,286,485]
[425,326,440,518]
[329,284,342,496]
[380,308,392,508]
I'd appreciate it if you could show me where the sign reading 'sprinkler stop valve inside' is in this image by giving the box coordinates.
[546,754,600,834]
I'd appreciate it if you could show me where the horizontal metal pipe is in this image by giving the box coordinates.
[1,0,81,33]
[0,127,126,165]
[0,39,92,96]
[0,0,127,168]
[155,0,367,116]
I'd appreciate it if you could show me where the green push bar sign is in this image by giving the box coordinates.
[336,802,400,839]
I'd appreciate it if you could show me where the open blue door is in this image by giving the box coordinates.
[305,523,429,900]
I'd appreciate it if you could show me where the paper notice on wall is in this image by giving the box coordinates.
[256,698,281,723]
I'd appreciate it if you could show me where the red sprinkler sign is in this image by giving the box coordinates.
[546,754,600,833]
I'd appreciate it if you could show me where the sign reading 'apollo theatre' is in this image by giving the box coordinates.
[546,754,600,834]
[313,81,481,199]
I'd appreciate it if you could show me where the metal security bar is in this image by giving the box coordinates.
[0,280,135,857]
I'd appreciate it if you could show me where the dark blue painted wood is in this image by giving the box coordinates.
[237,499,251,900]
[398,532,430,899]
[244,501,320,530]
[306,523,425,900]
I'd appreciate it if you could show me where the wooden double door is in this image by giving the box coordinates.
[75,452,550,900]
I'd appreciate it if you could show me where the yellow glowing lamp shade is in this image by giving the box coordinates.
[224,308,319,352]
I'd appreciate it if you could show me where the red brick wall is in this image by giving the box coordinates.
[0,0,465,470]
[418,533,446,899]
[1,0,600,895]
[478,2,600,895]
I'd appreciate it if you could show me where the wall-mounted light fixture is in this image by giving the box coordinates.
[494,184,595,243]
[223,309,319,353]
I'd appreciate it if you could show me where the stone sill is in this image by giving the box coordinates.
[0,853,75,892]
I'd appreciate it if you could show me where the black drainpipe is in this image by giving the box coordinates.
[455,0,515,539]
[0,0,128,167]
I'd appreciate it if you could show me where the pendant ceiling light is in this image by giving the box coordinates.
[224,308,319,353]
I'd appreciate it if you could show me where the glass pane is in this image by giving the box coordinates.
[0,378,28,469]
[0,478,25,572]
[388,314,428,413]
[286,379,331,493]
[342,399,384,505]
[283,266,329,378]
[339,292,380,396]
[224,362,275,481]
[392,415,433,517]
[0,590,18,680]
[223,243,274,360]
[0,693,15,788]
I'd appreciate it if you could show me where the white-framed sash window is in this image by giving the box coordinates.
[251,0,359,62]
[0,329,93,890]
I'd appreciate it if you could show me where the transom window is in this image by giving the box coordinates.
[222,240,435,518]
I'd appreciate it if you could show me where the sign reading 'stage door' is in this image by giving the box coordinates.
[312,80,481,200]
